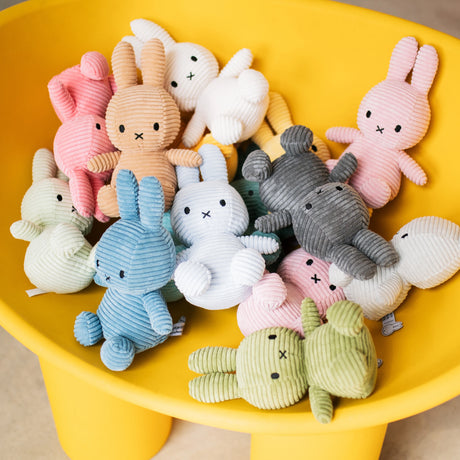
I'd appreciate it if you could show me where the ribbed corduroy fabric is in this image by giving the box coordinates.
[182,48,269,147]
[326,36,439,209]
[10,149,95,294]
[330,216,460,321]
[93,38,202,217]
[74,170,176,371]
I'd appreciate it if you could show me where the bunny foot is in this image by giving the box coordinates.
[74,311,103,346]
[100,336,135,371]
[238,69,269,104]
[210,116,243,145]
[231,248,266,287]
[174,261,212,297]
[252,272,287,310]
[357,178,393,209]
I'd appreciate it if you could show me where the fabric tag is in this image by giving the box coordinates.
[26,288,49,297]
[381,312,403,336]
[170,316,186,336]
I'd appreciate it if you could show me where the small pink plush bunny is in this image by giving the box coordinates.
[237,249,345,337]
[49,51,117,222]
[326,36,439,209]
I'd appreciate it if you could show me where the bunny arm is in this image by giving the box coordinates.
[174,260,212,297]
[251,272,288,311]
[142,291,173,335]
[397,151,427,185]
[352,229,399,267]
[68,170,95,217]
[328,152,358,183]
[189,346,237,373]
[182,113,207,148]
[165,148,202,167]
[242,149,272,183]
[49,223,86,257]
[10,220,43,242]
[325,127,361,144]
[238,234,279,255]
[87,151,121,173]
[219,48,253,78]
[189,373,239,403]
[254,210,292,233]
[308,385,333,424]
[329,243,380,281]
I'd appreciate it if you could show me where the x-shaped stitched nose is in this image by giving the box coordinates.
[71,206,77,213]
[135,132,144,140]
[187,72,195,80]
[311,274,321,284]
[105,275,111,282]
[279,350,287,359]
[202,210,211,219]
[376,125,384,134]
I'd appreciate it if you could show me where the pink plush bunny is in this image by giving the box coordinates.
[49,52,117,222]
[326,36,438,209]
[237,249,345,337]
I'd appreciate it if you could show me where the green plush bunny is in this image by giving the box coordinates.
[189,298,377,423]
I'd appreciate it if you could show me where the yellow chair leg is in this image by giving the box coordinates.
[251,423,387,460]
[39,358,172,460]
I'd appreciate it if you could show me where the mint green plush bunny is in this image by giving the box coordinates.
[189,298,377,423]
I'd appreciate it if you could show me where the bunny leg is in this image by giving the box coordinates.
[89,174,110,223]
[209,116,243,146]
[97,184,120,218]
[189,373,238,403]
[308,385,333,424]
[174,260,212,297]
[355,177,393,209]
[352,229,399,267]
[68,170,95,218]
[329,243,377,281]
[100,336,136,371]
[143,291,173,336]
[238,69,269,104]
[74,311,103,346]
[251,272,287,310]
[242,149,272,182]
[231,248,266,287]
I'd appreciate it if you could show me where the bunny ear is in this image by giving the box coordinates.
[199,144,228,182]
[80,51,109,81]
[138,175,164,229]
[32,148,57,182]
[121,35,144,69]
[176,165,200,189]
[130,18,176,52]
[48,77,76,121]
[386,36,419,82]
[116,169,139,220]
[266,92,293,134]
[141,38,165,87]
[411,44,439,96]
[112,41,138,90]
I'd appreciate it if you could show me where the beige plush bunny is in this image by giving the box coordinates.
[87,38,202,216]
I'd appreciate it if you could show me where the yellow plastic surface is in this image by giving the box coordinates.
[1,0,460,457]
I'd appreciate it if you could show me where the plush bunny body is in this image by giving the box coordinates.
[329,216,460,322]
[74,170,176,371]
[10,149,95,293]
[190,298,377,424]
[171,144,279,310]
[326,36,439,209]
[88,38,202,217]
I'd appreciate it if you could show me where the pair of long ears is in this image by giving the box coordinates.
[112,38,166,90]
[386,36,439,96]
[116,169,165,229]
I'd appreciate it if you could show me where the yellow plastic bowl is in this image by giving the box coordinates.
[1,1,460,459]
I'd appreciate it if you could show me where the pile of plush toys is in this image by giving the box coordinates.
[10,19,460,424]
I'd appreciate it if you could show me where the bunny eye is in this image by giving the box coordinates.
[191,56,198,62]
[271,372,280,380]
[401,233,409,239]
[184,207,190,215]
[306,259,313,266]
[395,125,402,133]
[153,123,160,131]
[96,260,100,267]
[311,144,318,152]
[248,190,254,196]
[171,81,178,88]
[219,199,226,207]
[329,284,337,291]
[366,110,372,118]
[336,186,343,191]
[56,194,63,201]
[305,203,312,210]
[95,123,101,130]
[268,334,277,340]
[119,125,125,133]
[119,270,125,278]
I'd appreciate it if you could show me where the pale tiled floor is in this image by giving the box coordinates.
[1,0,460,459]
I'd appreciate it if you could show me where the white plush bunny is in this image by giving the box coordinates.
[123,19,269,146]
[329,216,460,334]
[170,144,279,309]
[10,149,95,294]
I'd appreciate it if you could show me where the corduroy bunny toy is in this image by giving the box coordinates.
[74,169,176,371]
[87,38,202,217]
[10,149,95,294]
[170,144,279,310]
[237,249,345,337]
[189,298,378,424]
[329,216,460,335]
[326,36,439,209]
[50,52,116,223]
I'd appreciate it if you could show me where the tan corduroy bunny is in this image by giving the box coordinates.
[88,38,202,216]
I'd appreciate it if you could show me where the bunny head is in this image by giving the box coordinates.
[123,19,219,113]
[171,144,249,246]
[277,249,345,318]
[392,216,460,289]
[357,36,438,150]
[10,149,93,241]
[94,169,175,295]
[105,38,181,153]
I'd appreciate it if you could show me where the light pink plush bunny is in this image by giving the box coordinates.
[326,36,438,209]
[49,52,117,223]
[237,249,345,337]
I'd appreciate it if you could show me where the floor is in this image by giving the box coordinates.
[1,0,460,458]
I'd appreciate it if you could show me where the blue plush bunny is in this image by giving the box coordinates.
[74,169,176,371]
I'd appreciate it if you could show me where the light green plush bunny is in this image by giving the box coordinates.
[189,298,377,423]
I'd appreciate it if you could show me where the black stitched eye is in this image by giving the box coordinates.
[395,125,402,133]
[191,56,198,61]
[184,207,190,215]
[366,110,371,118]
[316,189,322,194]
[248,190,254,196]
[306,259,313,266]
[311,144,318,152]
[153,123,160,131]
[329,284,336,291]
[271,372,280,379]
[401,233,408,239]
[56,194,63,201]
[95,123,101,130]
[336,186,343,191]
[220,199,226,207]
[171,81,178,88]
[96,260,100,267]
[268,334,277,340]
[305,203,312,210]
[119,125,125,133]
[119,270,125,278]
